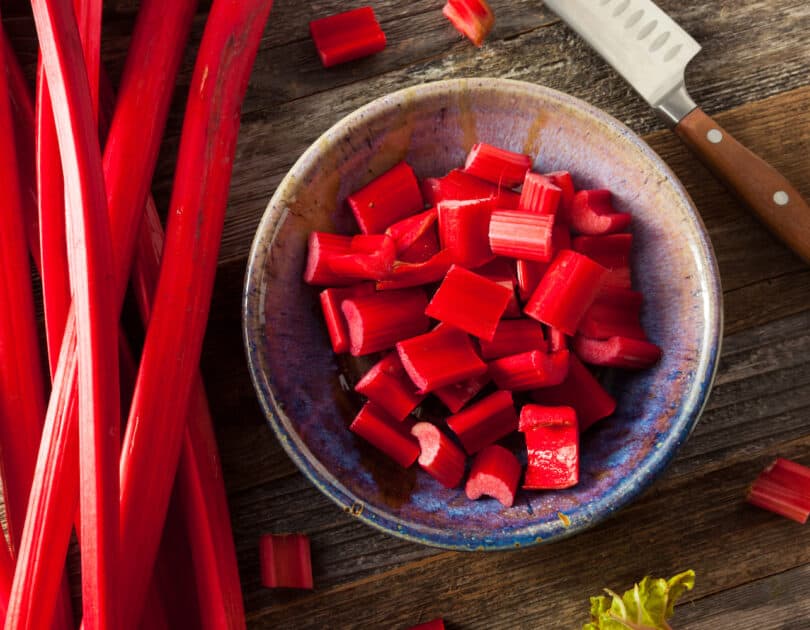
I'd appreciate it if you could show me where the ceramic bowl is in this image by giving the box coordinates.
[243,78,722,550]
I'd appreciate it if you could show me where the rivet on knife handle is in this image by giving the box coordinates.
[674,108,810,264]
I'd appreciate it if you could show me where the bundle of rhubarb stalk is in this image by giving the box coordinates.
[0,0,272,627]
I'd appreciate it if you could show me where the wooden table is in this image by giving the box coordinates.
[6,1,810,628]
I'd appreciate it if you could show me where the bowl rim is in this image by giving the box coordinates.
[242,77,723,550]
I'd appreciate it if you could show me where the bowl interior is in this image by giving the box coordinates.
[244,79,721,549]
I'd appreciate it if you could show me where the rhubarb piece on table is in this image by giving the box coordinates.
[488,349,569,391]
[573,335,662,370]
[518,172,562,215]
[578,286,646,341]
[447,390,518,455]
[375,249,454,290]
[545,171,575,218]
[347,161,423,234]
[319,283,375,353]
[355,353,425,421]
[350,402,420,468]
[524,250,607,335]
[434,372,490,413]
[407,619,446,630]
[396,325,487,393]
[422,168,520,208]
[309,7,386,68]
[519,405,579,490]
[531,355,616,431]
[747,458,810,524]
[465,444,522,507]
[475,258,521,318]
[463,142,531,187]
[442,0,494,47]
[303,232,354,286]
[259,533,314,589]
[488,210,554,262]
[479,319,547,360]
[437,198,495,267]
[326,234,396,280]
[342,288,430,356]
[426,265,512,341]
[386,208,438,256]
[410,422,466,488]
[569,189,632,235]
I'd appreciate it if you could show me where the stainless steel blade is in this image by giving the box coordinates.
[544,0,702,125]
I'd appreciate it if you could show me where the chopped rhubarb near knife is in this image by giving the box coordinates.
[425,264,513,340]
[465,444,522,507]
[573,335,662,370]
[326,234,396,280]
[342,288,430,356]
[442,0,494,47]
[309,7,386,68]
[386,208,438,256]
[350,402,420,467]
[319,284,376,353]
[518,172,562,215]
[437,197,496,267]
[578,287,647,341]
[479,319,547,360]
[347,161,423,234]
[355,353,426,421]
[410,422,466,488]
[396,325,487,393]
[434,372,490,413]
[519,405,579,490]
[488,349,570,391]
[259,534,313,590]
[488,210,555,262]
[447,390,518,455]
[421,168,520,208]
[524,250,607,335]
[463,142,531,187]
[747,458,810,524]
[375,249,454,290]
[406,619,445,630]
[569,189,632,235]
[544,171,575,218]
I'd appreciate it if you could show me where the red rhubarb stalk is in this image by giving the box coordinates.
[520,405,579,490]
[407,620,445,630]
[400,226,441,263]
[434,372,490,414]
[437,198,495,267]
[326,234,396,280]
[465,444,522,507]
[548,327,567,352]
[375,249,454,290]
[747,458,810,524]
[443,0,494,47]
[421,169,520,208]
[572,233,633,268]
[342,289,430,355]
[447,390,518,455]
[479,319,547,360]
[259,534,314,589]
[515,223,572,301]
[385,208,437,255]
[573,335,662,370]
[488,210,554,262]
[475,259,521,318]
[578,287,646,341]
[463,142,531,187]
[319,284,376,353]
[309,7,386,68]
[410,423,466,488]
[518,172,562,215]
[355,353,426,421]
[488,350,570,391]
[544,171,575,219]
[347,161,423,234]
[350,403,420,467]
[569,189,632,235]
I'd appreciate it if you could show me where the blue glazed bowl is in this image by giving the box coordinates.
[243,78,722,550]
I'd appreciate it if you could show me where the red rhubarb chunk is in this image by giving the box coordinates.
[761,458,810,495]
[569,189,632,235]
[442,0,494,47]
[463,142,531,187]
[327,234,396,280]
[518,172,562,215]
[573,335,662,370]
[425,265,512,340]
[475,258,521,318]
[410,423,467,488]
[309,7,387,68]
[342,288,430,356]
[545,171,575,218]
[519,405,579,490]
[531,355,616,431]
[548,327,568,352]
[355,353,426,421]
[479,319,547,360]
[515,224,572,301]
[488,349,570,391]
[578,287,646,340]
[421,169,520,208]
[259,533,313,589]
[349,402,420,467]
[447,390,518,454]
[407,620,446,630]
[572,233,633,268]
[524,250,607,335]
[465,444,522,507]
[747,459,810,523]
[603,266,632,289]
[488,210,554,262]
[396,325,487,393]
[347,161,423,234]
[319,284,376,353]
[303,232,354,286]
[385,208,438,256]
[437,198,495,267]
[376,249,455,290]
[400,226,441,263]
[434,372,490,413]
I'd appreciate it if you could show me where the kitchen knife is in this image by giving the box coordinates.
[544,0,810,263]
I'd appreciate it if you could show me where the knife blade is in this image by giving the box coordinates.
[545,0,810,263]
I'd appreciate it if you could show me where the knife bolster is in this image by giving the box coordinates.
[655,81,697,127]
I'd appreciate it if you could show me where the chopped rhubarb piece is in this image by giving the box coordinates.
[259,534,313,589]
[447,390,518,455]
[569,189,632,235]
[548,327,568,352]
[465,444,522,507]
[463,142,531,187]
[518,173,562,215]
[437,198,495,267]
[572,234,633,268]
[385,208,437,256]
[479,319,547,360]
[350,402,420,467]
[410,423,466,488]
[355,353,425,421]
[761,458,810,494]
[434,372,490,413]
[319,284,376,353]
[425,265,512,340]
[603,266,632,289]
[309,7,386,68]
[578,287,646,340]
[524,250,607,335]
[396,325,487,393]
[747,458,810,523]
[421,169,520,208]
[475,259,521,318]
[375,249,455,290]
[400,227,440,263]
[545,171,575,218]
[442,0,494,47]
[327,234,396,280]
[531,355,616,431]
[407,620,445,630]
[303,232,354,286]
[342,289,430,356]
[488,210,554,262]
[519,405,579,489]
[515,224,572,301]
[488,349,570,391]
[347,161,423,234]
[573,335,662,369]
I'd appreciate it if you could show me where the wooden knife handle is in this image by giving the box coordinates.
[674,107,810,264]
